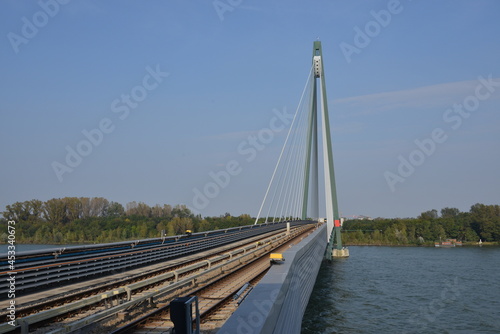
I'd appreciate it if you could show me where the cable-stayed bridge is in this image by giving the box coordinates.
[254,40,348,260]
[0,41,346,334]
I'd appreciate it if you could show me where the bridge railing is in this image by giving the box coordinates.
[218,223,327,334]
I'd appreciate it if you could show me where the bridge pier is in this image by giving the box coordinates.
[332,248,349,258]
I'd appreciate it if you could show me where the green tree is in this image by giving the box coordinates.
[172,205,192,218]
[372,229,382,243]
[126,201,138,215]
[419,209,438,220]
[470,203,500,241]
[107,202,125,217]
[136,202,151,217]
[63,197,82,221]
[441,207,460,218]
[464,228,479,242]
[43,198,67,225]
[197,219,210,232]
[171,217,193,235]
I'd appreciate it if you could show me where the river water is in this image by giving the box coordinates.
[302,246,500,333]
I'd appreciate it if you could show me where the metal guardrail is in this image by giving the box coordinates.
[0,221,288,261]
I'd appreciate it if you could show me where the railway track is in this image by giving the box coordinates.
[0,221,302,299]
[107,224,318,334]
[0,222,316,333]
[0,226,292,319]
[117,260,270,334]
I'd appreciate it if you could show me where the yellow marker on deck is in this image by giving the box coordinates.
[270,253,285,263]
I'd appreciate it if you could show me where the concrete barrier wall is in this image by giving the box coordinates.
[217,224,327,334]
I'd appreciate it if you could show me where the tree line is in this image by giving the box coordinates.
[1,197,254,244]
[342,204,500,245]
[2,198,499,245]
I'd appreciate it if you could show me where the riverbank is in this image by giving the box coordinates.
[343,241,498,247]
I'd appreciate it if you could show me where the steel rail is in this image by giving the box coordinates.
[112,225,315,334]
[34,227,307,334]
[0,226,300,319]
[0,221,306,298]
[0,223,313,334]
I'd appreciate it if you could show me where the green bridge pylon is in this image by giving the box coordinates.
[301,41,349,259]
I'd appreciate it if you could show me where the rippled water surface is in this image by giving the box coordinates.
[302,246,500,333]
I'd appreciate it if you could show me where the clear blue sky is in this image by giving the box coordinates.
[1,0,499,219]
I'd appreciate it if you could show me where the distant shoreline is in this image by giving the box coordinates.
[344,242,498,247]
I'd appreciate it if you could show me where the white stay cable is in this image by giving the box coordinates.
[277,142,295,220]
[272,72,311,221]
[292,98,311,219]
[254,66,313,224]
[273,70,312,222]
[281,99,308,220]
[291,116,309,219]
